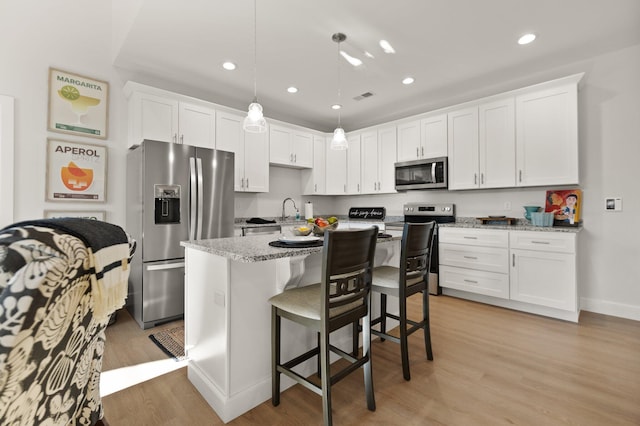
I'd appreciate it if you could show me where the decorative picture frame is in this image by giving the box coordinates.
[46,138,107,202]
[545,189,582,226]
[44,210,106,221]
[47,68,109,139]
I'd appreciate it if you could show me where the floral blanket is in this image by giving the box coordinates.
[0,222,133,425]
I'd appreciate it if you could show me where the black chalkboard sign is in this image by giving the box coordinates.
[348,207,386,220]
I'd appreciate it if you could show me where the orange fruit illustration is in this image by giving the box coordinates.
[61,161,93,191]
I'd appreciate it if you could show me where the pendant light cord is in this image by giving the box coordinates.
[252,0,258,102]
[337,37,341,127]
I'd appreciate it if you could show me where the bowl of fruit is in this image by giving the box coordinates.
[309,216,339,236]
[291,224,313,236]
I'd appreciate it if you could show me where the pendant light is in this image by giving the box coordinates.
[330,32,348,150]
[243,0,267,133]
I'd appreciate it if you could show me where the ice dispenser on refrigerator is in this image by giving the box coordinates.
[154,184,181,224]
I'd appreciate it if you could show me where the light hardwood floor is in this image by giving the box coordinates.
[102,296,640,425]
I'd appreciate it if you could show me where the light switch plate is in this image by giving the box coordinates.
[605,197,622,211]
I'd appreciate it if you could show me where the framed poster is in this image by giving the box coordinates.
[47,68,109,139]
[545,189,582,226]
[44,210,106,221]
[46,138,107,202]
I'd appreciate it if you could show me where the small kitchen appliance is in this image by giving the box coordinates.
[395,157,448,190]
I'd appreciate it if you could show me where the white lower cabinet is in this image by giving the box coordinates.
[440,266,510,299]
[439,228,509,299]
[439,227,578,321]
[510,231,577,311]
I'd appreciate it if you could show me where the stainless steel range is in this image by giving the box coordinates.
[387,203,455,295]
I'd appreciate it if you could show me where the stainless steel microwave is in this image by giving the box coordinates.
[395,157,448,190]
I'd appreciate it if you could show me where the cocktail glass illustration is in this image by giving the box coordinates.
[58,85,101,125]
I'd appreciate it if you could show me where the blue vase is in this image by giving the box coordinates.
[523,206,541,221]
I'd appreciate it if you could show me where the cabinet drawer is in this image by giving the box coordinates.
[440,265,509,299]
[439,243,508,273]
[509,231,575,253]
[439,227,508,247]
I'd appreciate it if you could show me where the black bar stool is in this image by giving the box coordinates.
[269,227,378,426]
[370,222,435,380]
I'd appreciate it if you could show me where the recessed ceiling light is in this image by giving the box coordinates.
[518,33,536,45]
[402,77,415,85]
[340,50,363,67]
[379,40,395,54]
[222,61,236,70]
[287,86,298,93]
[331,104,342,110]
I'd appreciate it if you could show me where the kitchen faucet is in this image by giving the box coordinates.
[281,197,298,221]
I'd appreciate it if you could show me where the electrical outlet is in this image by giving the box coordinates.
[504,201,511,211]
[605,197,622,211]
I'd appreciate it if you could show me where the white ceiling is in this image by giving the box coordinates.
[113,0,640,132]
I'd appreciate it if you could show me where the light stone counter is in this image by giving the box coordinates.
[440,217,582,233]
[181,232,401,263]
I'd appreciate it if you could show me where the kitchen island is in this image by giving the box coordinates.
[180,231,401,423]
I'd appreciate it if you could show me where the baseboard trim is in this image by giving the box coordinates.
[580,297,640,321]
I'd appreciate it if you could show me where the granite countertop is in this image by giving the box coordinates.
[181,231,402,263]
[236,216,405,229]
[440,217,582,233]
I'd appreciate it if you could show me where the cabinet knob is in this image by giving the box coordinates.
[416,147,419,158]
[474,173,477,185]
[180,134,184,144]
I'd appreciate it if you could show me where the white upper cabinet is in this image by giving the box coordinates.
[242,130,269,192]
[128,91,179,147]
[447,106,479,190]
[325,141,348,195]
[361,131,378,194]
[396,120,421,162]
[178,102,216,149]
[515,82,579,186]
[420,114,448,159]
[361,125,397,194]
[125,86,216,149]
[269,124,313,168]
[216,110,268,193]
[346,134,362,194]
[479,97,516,188]
[448,95,549,190]
[302,134,327,195]
[397,114,447,162]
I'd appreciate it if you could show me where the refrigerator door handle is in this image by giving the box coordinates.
[189,157,197,240]
[196,157,204,240]
[146,262,185,271]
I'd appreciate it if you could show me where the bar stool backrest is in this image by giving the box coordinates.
[321,227,378,332]
[401,222,435,294]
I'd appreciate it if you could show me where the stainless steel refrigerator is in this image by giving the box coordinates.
[126,139,234,329]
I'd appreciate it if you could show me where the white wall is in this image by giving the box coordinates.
[0,2,637,320]
[0,0,129,228]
